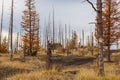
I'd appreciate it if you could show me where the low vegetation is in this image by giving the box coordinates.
[0,53,119,80]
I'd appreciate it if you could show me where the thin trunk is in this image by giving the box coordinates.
[69,24,71,41]
[65,24,67,48]
[10,0,14,61]
[82,29,84,56]
[0,0,4,49]
[79,38,81,48]
[52,7,55,52]
[58,24,61,43]
[43,20,46,48]
[16,32,19,52]
[91,32,94,55]
[88,35,90,47]
[20,31,22,50]
[48,13,51,42]
[53,7,55,44]
[7,23,11,52]
[62,28,64,48]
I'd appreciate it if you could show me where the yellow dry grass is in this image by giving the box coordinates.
[0,53,119,80]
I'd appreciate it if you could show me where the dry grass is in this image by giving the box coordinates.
[0,53,119,80]
[75,67,120,80]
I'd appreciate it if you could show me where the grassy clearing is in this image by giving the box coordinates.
[0,53,119,80]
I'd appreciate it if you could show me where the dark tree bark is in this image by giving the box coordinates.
[10,0,14,61]
[46,41,52,70]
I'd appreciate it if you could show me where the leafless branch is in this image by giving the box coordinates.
[86,0,97,11]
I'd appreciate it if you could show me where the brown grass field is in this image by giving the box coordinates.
[0,51,120,80]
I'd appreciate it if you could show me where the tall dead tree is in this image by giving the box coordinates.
[69,24,71,41]
[0,0,4,50]
[86,0,104,76]
[82,29,84,56]
[16,32,19,51]
[7,22,11,52]
[79,38,81,48]
[58,23,61,44]
[61,27,64,48]
[48,13,51,42]
[52,7,55,52]
[10,0,14,61]
[91,32,94,55]
[43,19,46,48]
[87,35,90,47]
[46,41,52,70]
[65,24,67,48]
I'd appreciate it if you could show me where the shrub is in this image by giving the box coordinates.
[26,50,37,56]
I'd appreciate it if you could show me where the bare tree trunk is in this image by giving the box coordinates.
[46,41,52,70]
[7,24,11,53]
[62,28,64,48]
[69,24,71,41]
[107,0,111,62]
[22,42,26,62]
[91,32,94,55]
[10,0,14,61]
[88,35,90,47]
[48,13,51,42]
[16,32,19,52]
[52,7,55,47]
[97,0,104,76]
[58,24,61,43]
[0,0,4,49]
[65,24,67,48]
[82,30,84,56]
[44,23,47,49]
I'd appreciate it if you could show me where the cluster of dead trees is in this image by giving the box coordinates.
[0,0,120,76]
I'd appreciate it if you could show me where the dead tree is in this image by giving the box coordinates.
[52,7,55,48]
[7,23,11,53]
[58,24,61,44]
[16,32,19,52]
[82,29,84,56]
[10,0,14,61]
[91,32,94,55]
[86,0,104,76]
[61,27,64,48]
[65,24,67,48]
[46,41,52,70]
[22,42,26,62]
[0,0,4,49]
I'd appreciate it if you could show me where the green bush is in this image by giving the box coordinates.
[26,50,37,56]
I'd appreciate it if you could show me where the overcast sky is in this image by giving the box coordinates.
[0,0,97,45]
